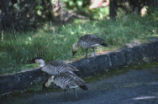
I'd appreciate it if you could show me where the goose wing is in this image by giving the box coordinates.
[41,60,78,75]
[50,60,79,72]
[52,72,78,89]
[79,34,106,45]
[53,72,87,90]
[69,73,88,90]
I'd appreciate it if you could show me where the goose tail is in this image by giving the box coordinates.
[79,85,88,90]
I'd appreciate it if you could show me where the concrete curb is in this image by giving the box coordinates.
[0,41,158,95]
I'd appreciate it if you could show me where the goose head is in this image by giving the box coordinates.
[33,58,45,67]
[72,43,78,56]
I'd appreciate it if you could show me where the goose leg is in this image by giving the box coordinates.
[42,79,49,90]
[73,88,78,98]
[85,48,88,58]
[92,47,96,56]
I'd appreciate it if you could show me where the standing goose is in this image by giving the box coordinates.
[72,34,107,58]
[45,72,88,98]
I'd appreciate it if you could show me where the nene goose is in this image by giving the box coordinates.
[72,34,107,58]
[34,59,79,88]
[34,59,79,75]
[45,72,88,98]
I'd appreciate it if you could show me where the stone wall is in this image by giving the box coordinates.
[72,41,158,76]
[0,40,158,95]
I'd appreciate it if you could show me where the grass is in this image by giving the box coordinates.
[0,8,158,74]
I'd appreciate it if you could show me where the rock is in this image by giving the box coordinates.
[124,40,141,48]
[109,51,126,68]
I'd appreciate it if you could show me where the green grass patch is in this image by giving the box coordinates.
[0,9,158,74]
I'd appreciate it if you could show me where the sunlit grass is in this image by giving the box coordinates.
[0,9,158,74]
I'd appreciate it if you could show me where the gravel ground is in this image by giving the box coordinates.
[1,68,158,104]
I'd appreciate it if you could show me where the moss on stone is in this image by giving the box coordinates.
[84,61,158,82]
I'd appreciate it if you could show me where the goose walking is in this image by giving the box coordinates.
[45,72,88,98]
[72,34,107,58]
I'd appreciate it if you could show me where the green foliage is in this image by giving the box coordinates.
[0,9,158,74]
[0,0,54,30]
[91,7,109,20]
[63,0,90,9]
[147,8,158,21]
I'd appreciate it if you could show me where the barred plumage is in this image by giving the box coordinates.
[72,34,107,58]
[33,58,88,97]
[45,72,88,98]
[34,59,78,75]
[41,60,79,75]
[78,34,106,48]
[33,59,82,92]
[46,72,87,90]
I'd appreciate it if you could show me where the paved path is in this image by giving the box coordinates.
[1,68,158,104]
